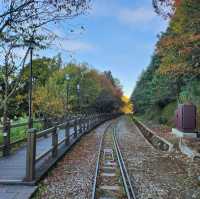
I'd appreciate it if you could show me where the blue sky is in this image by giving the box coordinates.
[41,0,168,97]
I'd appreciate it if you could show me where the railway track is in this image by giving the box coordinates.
[92,121,136,199]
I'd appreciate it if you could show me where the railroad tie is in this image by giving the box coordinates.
[101,173,116,177]
[104,161,116,166]
[93,123,136,199]
[99,185,121,191]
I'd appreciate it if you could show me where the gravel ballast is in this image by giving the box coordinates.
[116,116,200,199]
[32,122,110,199]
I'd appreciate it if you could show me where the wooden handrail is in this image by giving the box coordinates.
[0,113,120,182]
[0,117,78,153]
[36,147,53,163]
[0,119,44,131]
[36,127,55,138]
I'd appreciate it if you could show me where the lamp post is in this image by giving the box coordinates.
[28,40,34,129]
[65,74,70,114]
[77,83,80,112]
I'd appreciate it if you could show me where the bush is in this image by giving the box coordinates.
[159,116,168,124]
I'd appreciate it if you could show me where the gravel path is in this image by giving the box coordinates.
[32,122,110,199]
[116,116,200,199]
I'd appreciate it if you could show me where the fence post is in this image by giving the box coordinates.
[87,115,90,131]
[93,115,95,127]
[92,114,95,128]
[42,117,49,138]
[3,120,11,156]
[98,114,100,125]
[74,118,78,138]
[26,128,37,182]
[96,115,98,125]
[90,115,93,129]
[95,115,97,126]
[100,114,102,123]
[65,122,70,145]
[84,115,87,132]
[83,115,86,133]
[78,117,82,134]
[52,123,58,158]
[43,117,48,129]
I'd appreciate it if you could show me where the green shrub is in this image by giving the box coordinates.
[159,116,168,124]
[161,101,177,125]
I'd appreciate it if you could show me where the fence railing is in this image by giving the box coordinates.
[0,119,44,156]
[24,113,119,182]
[0,119,43,131]
[0,114,86,156]
[0,115,79,156]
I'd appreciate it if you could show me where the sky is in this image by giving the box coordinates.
[40,0,169,97]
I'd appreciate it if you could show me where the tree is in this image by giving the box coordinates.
[0,0,90,35]
[10,56,61,118]
[132,0,200,125]
[0,0,90,126]
[156,0,200,77]
[120,96,133,114]
[152,0,181,19]
[34,63,123,117]
[0,43,30,124]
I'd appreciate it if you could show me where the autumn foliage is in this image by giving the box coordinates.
[132,0,200,125]
[120,96,133,114]
[33,63,123,117]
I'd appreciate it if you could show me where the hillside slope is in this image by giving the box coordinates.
[131,0,200,126]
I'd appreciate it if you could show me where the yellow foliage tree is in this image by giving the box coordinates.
[120,96,133,114]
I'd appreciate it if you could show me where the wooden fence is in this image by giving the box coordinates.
[25,113,119,182]
[0,114,82,156]
[0,119,44,156]
[0,113,119,183]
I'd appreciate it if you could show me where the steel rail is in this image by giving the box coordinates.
[91,122,113,199]
[113,126,137,199]
[92,121,137,199]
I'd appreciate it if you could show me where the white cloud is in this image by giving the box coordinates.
[90,1,158,27]
[118,7,156,25]
[55,39,94,52]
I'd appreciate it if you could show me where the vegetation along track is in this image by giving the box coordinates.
[92,121,136,199]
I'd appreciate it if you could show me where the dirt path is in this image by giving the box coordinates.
[116,116,200,199]
[32,122,110,199]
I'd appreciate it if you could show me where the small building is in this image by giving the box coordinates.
[175,104,196,133]
[172,103,198,138]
